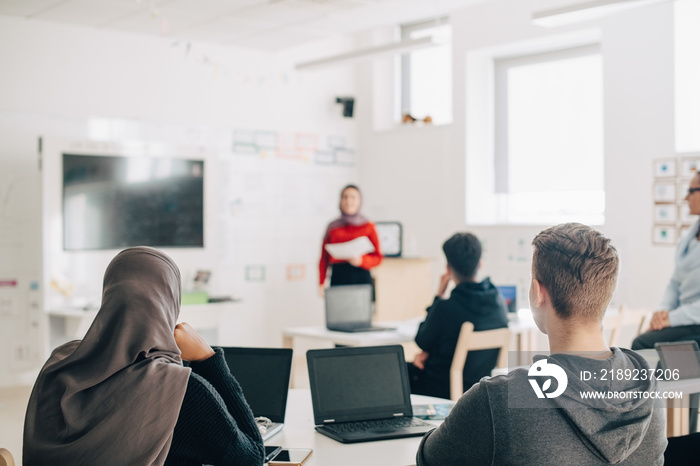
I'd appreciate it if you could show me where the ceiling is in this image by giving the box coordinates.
[0,0,487,52]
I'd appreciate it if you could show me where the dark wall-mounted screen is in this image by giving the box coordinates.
[63,153,204,250]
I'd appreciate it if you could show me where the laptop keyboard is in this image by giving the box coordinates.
[323,417,430,433]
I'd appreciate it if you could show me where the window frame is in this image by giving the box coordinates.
[493,43,601,194]
[399,16,450,120]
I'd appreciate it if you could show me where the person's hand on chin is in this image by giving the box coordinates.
[175,322,216,362]
[412,352,429,370]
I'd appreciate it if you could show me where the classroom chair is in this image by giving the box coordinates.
[604,305,651,348]
[0,448,15,466]
[449,322,511,401]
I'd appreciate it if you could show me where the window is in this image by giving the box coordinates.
[484,44,604,225]
[399,18,452,125]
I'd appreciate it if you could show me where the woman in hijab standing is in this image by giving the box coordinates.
[23,247,264,466]
[318,184,383,297]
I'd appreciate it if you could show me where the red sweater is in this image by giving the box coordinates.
[319,222,383,285]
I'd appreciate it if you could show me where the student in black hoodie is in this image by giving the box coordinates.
[408,232,509,399]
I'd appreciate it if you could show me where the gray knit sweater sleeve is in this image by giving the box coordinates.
[416,382,494,466]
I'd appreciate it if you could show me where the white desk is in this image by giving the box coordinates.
[282,318,422,349]
[267,389,443,466]
[47,301,238,342]
[283,314,539,387]
[660,378,700,437]
[636,349,700,437]
[282,312,538,351]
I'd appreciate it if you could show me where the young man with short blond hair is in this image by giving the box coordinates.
[416,223,667,466]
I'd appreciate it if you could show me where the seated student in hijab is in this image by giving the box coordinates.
[23,247,265,466]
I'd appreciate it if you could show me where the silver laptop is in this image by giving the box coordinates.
[655,340,700,380]
[324,284,393,332]
[221,347,293,441]
[306,345,434,443]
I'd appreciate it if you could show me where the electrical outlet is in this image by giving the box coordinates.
[0,290,19,316]
[10,340,32,370]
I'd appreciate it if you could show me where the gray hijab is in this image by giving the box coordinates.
[23,247,191,465]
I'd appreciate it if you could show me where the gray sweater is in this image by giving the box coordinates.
[417,348,667,465]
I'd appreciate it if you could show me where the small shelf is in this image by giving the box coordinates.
[46,300,242,345]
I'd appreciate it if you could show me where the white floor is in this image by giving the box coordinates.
[0,385,31,464]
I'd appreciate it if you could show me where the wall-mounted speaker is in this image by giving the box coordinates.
[335,97,355,118]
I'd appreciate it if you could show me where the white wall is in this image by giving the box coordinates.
[357,0,676,326]
[0,1,684,386]
[0,15,361,386]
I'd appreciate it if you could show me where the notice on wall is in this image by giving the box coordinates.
[652,156,699,245]
[285,264,306,281]
[245,265,266,282]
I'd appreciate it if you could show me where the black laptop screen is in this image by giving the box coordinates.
[222,348,293,422]
[312,351,407,416]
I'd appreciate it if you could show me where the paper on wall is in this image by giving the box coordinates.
[324,236,375,260]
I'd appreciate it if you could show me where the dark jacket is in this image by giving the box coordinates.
[415,278,509,399]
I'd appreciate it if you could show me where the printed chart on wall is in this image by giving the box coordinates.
[218,127,357,289]
[652,155,700,245]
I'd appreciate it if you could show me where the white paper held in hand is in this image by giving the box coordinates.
[324,236,375,260]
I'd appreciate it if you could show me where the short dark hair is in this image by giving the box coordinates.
[531,223,619,321]
[442,233,482,281]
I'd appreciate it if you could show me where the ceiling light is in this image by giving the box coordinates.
[532,0,670,27]
[295,36,437,70]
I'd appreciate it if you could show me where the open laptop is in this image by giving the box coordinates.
[655,340,700,380]
[306,345,435,443]
[325,284,393,332]
[496,285,517,313]
[221,347,293,441]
